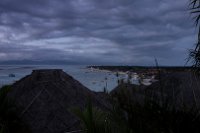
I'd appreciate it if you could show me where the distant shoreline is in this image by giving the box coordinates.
[87,66,193,74]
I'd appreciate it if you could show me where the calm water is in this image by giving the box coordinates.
[0,65,139,92]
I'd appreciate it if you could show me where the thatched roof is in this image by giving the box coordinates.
[8,69,107,133]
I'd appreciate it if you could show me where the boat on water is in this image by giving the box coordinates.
[9,74,15,77]
[141,79,152,86]
[140,75,157,86]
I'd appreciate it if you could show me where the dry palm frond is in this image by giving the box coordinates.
[189,0,200,69]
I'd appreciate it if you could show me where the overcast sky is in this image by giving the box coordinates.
[0,0,197,65]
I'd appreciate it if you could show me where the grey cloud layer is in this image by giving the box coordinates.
[0,0,196,65]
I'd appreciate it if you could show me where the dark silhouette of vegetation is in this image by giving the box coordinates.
[189,0,200,70]
[111,85,200,133]
[0,86,30,133]
[71,98,111,133]
[73,84,200,133]
[74,61,200,133]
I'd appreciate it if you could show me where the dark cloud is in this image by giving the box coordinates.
[0,0,196,65]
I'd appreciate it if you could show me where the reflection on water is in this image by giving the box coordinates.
[0,65,139,92]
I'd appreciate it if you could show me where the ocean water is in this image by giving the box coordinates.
[0,65,139,92]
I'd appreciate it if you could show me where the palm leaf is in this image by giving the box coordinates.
[71,98,109,133]
[189,0,200,69]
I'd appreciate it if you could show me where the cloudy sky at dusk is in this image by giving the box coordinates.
[0,0,197,65]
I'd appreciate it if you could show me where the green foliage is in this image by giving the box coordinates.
[0,85,12,133]
[0,85,30,133]
[73,83,200,133]
[0,125,6,133]
[112,82,200,133]
[71,99,110,133]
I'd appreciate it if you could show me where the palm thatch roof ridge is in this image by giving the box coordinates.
[8,69,107,133]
